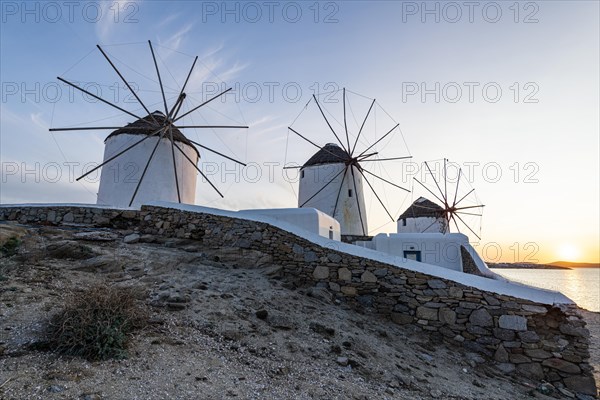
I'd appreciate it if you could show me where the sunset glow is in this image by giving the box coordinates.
[557,244,582,262]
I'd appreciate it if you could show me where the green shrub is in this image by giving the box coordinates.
[0,236,21,257]
[47,285,147,361]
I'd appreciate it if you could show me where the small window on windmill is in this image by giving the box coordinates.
[328,228,334,240]
[402,219,407,226]
[301,170,305,179]
[348,189,353,197]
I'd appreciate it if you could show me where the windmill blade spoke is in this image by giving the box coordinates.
[148,40,169,115]
[453,212,481,241]
[283,165,302,169]
[312,94,347,153]
[420,217,440,233]
[176,125,249,129]
[351,98,375,156]
[343,88,351,154]
[300,167,346,207]
[412,177,445,205]
[362,168,410,192]
[167,93,186,121]
[357,152,378,160]
[188,139,247,166]
[450,214,461,233]
[172,141,224,198]
[357,123,399,157]
[177,56,198,101]
[452,168,462,207]
[444,158,448,205]
[76,127,164,181]
[97,44,155,122]
[357,167,395,222]
[128,129,165,206]
[167,126,181,203]
[173,88,233,123]
[455,211,483,217]
[455,188,475,207]
[363,156,413,162]
[350,167,367,236]
[57,77,142,121]
[454,204,485,211]
[424,161,447,206]
[50,126,152,132]
[332,166,348,217]
[172,93,186,120]
[288,128,346,162]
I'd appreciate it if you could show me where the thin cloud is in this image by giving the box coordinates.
[96,0,143,43]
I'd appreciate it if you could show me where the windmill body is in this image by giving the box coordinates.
[96,111,199,208]
[298,144,368,236]
[397,197,448,234]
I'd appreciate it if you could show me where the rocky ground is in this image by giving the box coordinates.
[0,222,598,400]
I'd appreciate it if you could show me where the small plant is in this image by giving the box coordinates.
[0,236,21,257]
[47,284,147,361]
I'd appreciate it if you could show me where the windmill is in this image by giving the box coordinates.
[49,41,248,208]
[410,158,485,240]
[286,88,412,237]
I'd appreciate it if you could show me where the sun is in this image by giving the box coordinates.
[557,244,580,262]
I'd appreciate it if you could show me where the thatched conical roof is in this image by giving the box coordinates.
[302,143,348,168]
[397,197,445,221]
[105,111,199,157]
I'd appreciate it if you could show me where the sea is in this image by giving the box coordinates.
[494,268,600,312]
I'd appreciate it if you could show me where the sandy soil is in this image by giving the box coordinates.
[0,223,597,399]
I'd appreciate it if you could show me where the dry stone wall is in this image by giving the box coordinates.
[0,204,596,395]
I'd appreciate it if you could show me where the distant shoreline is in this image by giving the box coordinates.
[488,262,571,270]
[488,261,600,270]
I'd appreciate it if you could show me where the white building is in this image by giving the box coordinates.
[397,197,448,233]
[355,232,493,276]
[298,143,368,236]
[239,208,341,241]
[96,111,199,208]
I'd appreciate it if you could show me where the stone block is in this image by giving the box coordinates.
[361,271,377,283]
[563,376,597,396]
[522,304,547,314]
[498,315,527,331]
[469,308,493,327]
[438,308,456,325]
[516,363,544,380]
[391,313,413,325]
[494,345,509,362]
[312,266,329,280]
[340,286,357,296]
[427,279,446,289]
[523,349,552,359]
[416,306,438,321]
[518,331,540,343]
[542,358,581,374]
[338,268,352,281]
[509,354,531,364]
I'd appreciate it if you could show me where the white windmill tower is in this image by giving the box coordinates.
[298,143,368,236]
[289,88,412,239]
[49,41,247,208]
[96,111,200,208]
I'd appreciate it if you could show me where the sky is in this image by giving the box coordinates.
[1,0,599,264]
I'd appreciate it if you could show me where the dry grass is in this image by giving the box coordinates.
[46,284,148,361]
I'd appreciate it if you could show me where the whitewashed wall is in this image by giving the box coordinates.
[97,134,198,208]
[357,232,469,272]
[298,163,368,236]
[239,208,341,241]
[397,216,447,233]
